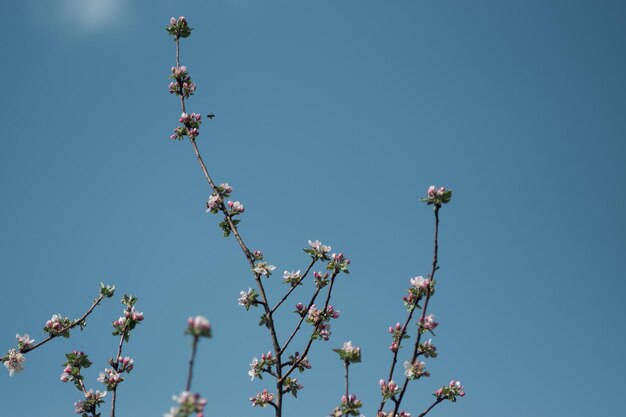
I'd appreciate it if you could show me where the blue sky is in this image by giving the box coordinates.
[1,1,625,416]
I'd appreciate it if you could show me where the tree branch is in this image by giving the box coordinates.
[20,294,106,354]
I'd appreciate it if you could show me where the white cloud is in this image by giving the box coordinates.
[29,0,130,33]
[60,0,124,31]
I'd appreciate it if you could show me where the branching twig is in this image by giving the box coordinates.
[279,287,322,357]
[391,206,440,417]
[271,258,317,315]
[344,361,350,399]
[20,294,106,354]
[172,34,286,416]
[282,271,338,382]
[110,305,131,417]
[185,336,199,392]
[418,398,444,417]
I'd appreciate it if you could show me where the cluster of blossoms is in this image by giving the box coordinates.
[314,271,330,288]
[164,391,207,417]
[112,295,144,342]
[248,351,277,380]
[227,200,245,214]
[388,322,408,353]
[160,26,462,416]
[201,183,245,237]
[283,270,302,287]
[206,194,220,212]
[112,307,144,336]
[238,287,259,310]
[2,349,25,377]
[97,368,123,390]
[171,112,202,140]
[331,394,364,417]
[168,66,197,99]
[44,314,72,337]
[3,334,34,376]
[304,304,340,341]
[403,360,429,380]
[16,334,34,351]
[206,183,232,213]
[421,185,452,207]
[418,339,438,358]
[304,240,332,260]
[333,341,362,364]
[250,389,275,407]
[74,389,107,415]
[185,316,212,338]
[377,411,411,417]
[253,262,276,277]
[115,356,134,373]
[328,252,351,274]
[165,16,192,39]
[403,276,434,310]
[379,379,401,401]
[418,314,438,334]
[330,342,363,415]
[434,380,465,402]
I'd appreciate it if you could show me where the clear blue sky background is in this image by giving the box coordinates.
[1,1,625,416]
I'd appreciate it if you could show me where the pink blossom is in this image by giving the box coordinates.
[435,380,465,401]
[420,314,438,331]
[379,379,400,399]
[250,389,274,407]
[326,305,340,319]
[410,276,430,290]
[187,127,199,139]
[15,334,34,350]
[206,194,221,212]
[227,200,244,213]
[219,183,233,194]
[3,349,25,376]
[186,316,211,338]
[404,360,429,379]
[253,262,275,276]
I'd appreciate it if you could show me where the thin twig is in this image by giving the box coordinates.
[282,272,338,382]
[186,336,199,391]
[173,35,285,416]
[378,294,421,412]
[20,294,105,354]
[110,306,131,417]
[77,378,88,396]
[418,398,444,417]
[271,258,317,315]
[279,287,322,357]
[344,361,350,399]
[391,206,440,417]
